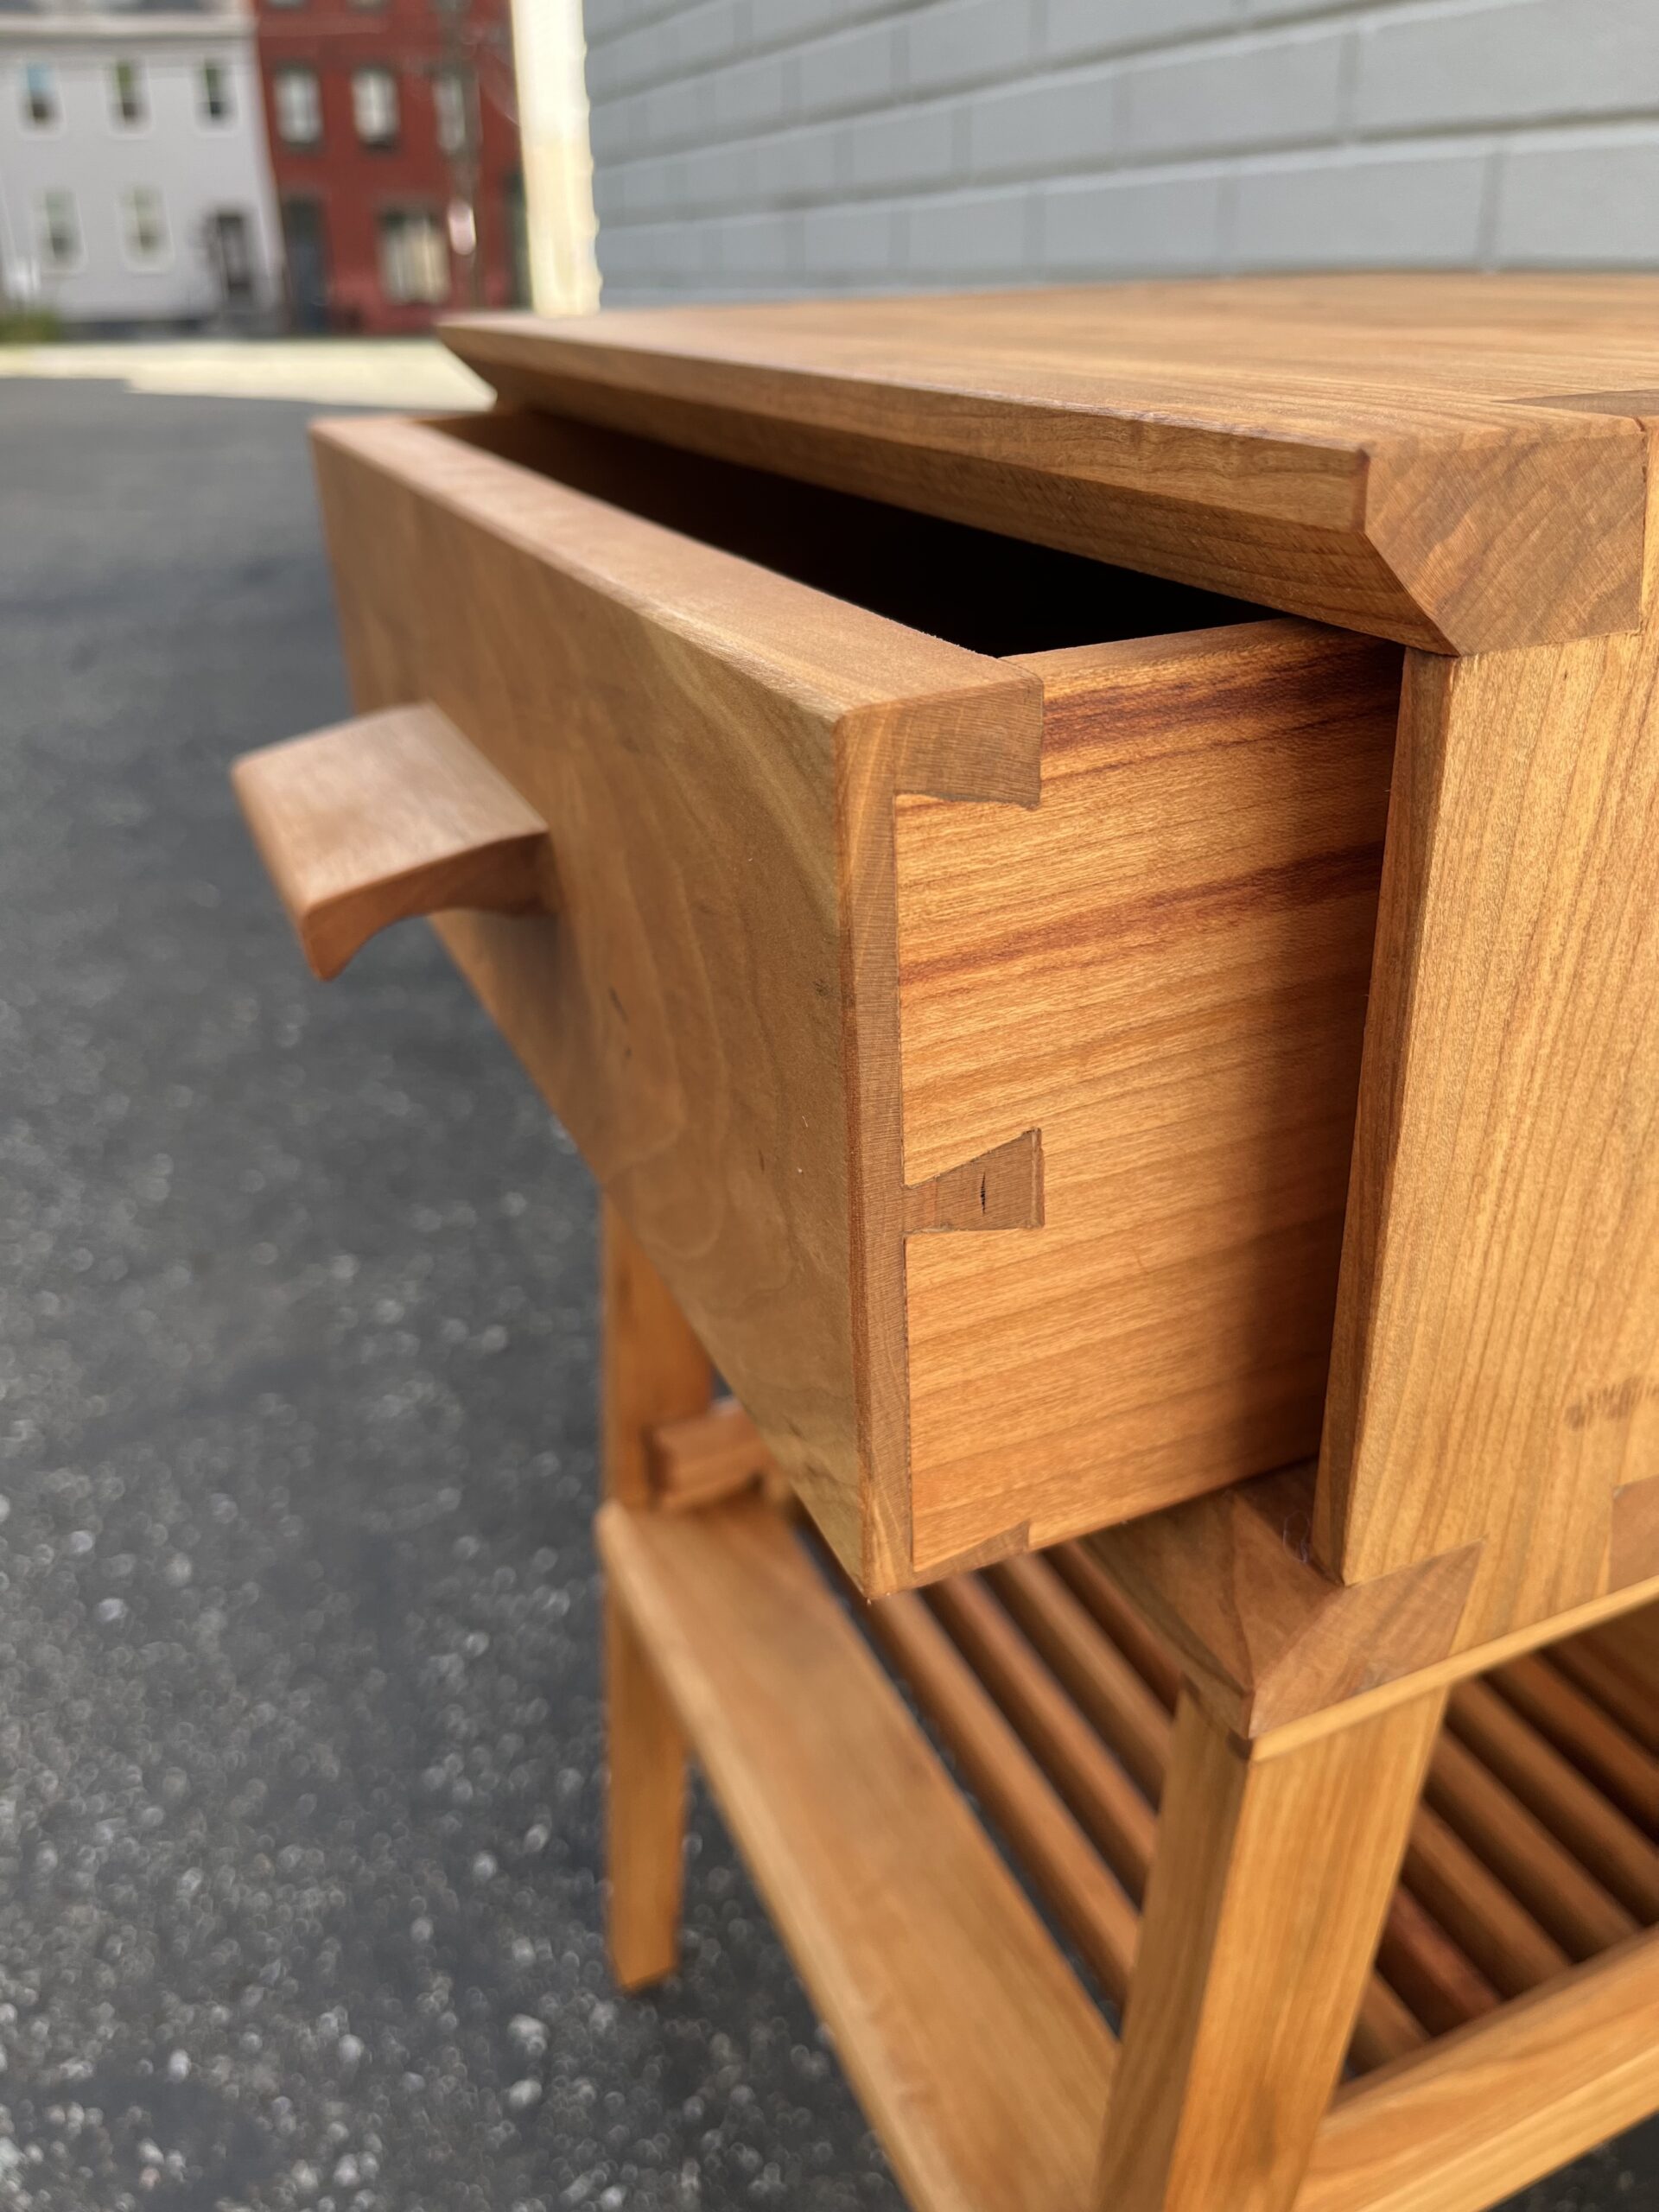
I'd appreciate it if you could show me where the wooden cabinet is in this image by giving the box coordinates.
[232,276,1659,2212]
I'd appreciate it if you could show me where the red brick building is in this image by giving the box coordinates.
[252,0,526,334]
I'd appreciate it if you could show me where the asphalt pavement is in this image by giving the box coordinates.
[0,368,1654,2212]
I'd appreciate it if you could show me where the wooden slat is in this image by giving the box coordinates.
[1448,1677,1659,1923]
[1372,1888,1501,2040]
[1490,1655,1659,1831]
[232,702,551,980]
[1399,1802,1572,1999]
[1054,1542,1573,2015]
[1050,1542,1182,1709]
[989,1554,1171,1802]
[596,1497,1112,2212]
[921,1570,1432,2069]
[1300,1930,1659,2212]
[927,1575,1157,1897]
[1425,1734,1638,1960]
[1553,1634,1659,1756]
[863,1585,1140,2007]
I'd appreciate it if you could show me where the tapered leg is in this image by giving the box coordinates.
[1096,1686,1446,2212]
[601,1199,711,1988]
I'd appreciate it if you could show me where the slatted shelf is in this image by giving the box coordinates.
[601,1494,1659,2212]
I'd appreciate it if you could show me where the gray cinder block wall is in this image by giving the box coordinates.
[580,0,1659,303]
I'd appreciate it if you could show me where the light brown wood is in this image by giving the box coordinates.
[896,624,1400,1574]
[1052,1541,1183,1708]
[231,702,550,979]
[311,410,1427,1593]
[1448,1677,1659,1918]
[939,1559,1469,2063]
[443,276,1658,652]
[597,1497,1115,2212]
[646,1397,776,1512]
[989,1553,1171,1802]
[1082,1465,1477,1738]
[312,408,1041,1595]
[863,1583,1140,2005]
[601,1204,710,1989]
[1300,1930,1659,2212]
[1095,1685,1445,2212]
[926,1573,1157,1901]
[605,1599,686,1993]
[1489,1655,1659,1832]
[1046,1535,1580,2020]
[1424,1732,1638,1961]
[1372,1885,1500,2040]
[1400,1802,1572,1999]
[602,1200,712,1512]
[1316,454,1659,1642]
[1553,1630,1659,1755]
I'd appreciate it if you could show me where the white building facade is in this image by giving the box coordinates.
[0,0,283,327]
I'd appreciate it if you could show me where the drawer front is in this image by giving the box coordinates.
[309,416,1040,1589]
[896,623,1401,1577]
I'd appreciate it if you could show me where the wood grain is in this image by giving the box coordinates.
[1083,1465,1476,1738]
[597,1497,1115,2212]
[1316,471,1659,1641]
[1446,1675,1659,1919]
[311,410,1040,1595]
[442,275,1656,652]
[1300,1929,1659,2212]
[1095,1685,1445,2212]
[864,1583,1141,2005]
[232,702,550,979]
[601,1203,709,1988]
[897,623,1401,1575]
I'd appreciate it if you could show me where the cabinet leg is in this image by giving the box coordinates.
[1096,1686,1446,2212]
[600,1198,712,1991]
[606,1592,688,1990]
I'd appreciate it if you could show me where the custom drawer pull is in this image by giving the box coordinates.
[232,702,551,980]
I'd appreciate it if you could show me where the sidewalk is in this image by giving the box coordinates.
[0,336,490,410]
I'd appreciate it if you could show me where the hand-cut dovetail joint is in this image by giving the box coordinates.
[903,1128,1044,1235]
[232,701,552,981]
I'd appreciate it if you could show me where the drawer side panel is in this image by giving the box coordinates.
[897,621,1402,1575]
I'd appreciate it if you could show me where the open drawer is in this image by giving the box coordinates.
[241,404,1402,1594]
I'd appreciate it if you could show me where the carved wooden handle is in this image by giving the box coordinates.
[231,702,551,979]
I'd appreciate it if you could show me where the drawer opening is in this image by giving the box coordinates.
[438,408,1272,659]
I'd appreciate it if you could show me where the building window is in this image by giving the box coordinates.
[22,60,58,127]
[36,189,80,270]
[432,69,466,155]
[273,66,321,146]
[377,208,447,305]
[352,66,397,146]
[119,185,168,266]
[110,59,145,126]
[200,60,232,123]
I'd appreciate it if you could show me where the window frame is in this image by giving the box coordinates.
[376,203,448,307]
[199,58,233,126]
[272,63,321,148]
[36,188,84,273]
[351,64,399,148]
[21,59,60,131]
[108,58,148,130]
[118,183,171,271]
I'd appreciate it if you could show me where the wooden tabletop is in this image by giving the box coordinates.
[444,274,1659,653]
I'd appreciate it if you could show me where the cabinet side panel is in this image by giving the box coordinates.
[897,622,1402,1576]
